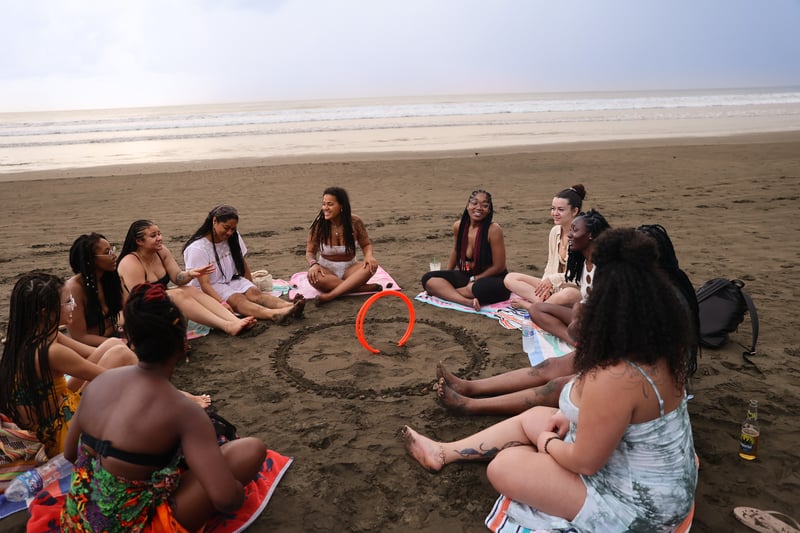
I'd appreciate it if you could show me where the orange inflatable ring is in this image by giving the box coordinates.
[355,290,416,354]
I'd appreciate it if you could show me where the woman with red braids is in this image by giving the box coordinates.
[421,190,509,310]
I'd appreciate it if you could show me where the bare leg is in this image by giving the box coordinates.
[487,445,585,521]
[530,302,575,343]
[314,262,377,303]
[546,287,581,306]
[227,290,294,323]
[402,406,555,473]
[180,390,212,409]
[168,287,257,335]
[504,273,543,304]
[68,340,138,391]
[173,437,267,531]
[423,277,475,307]
[436,355,575,397]
[437,374,573,416]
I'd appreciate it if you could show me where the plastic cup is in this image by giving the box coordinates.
[429,261,441,271]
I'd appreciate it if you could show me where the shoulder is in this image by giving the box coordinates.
[65,275,83,292]
[117,254,139,270]
[549,225,561,239]
[487,222,504,236]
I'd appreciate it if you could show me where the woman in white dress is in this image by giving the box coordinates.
[183,205,302,323]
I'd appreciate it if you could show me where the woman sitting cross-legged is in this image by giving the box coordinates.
[60,283,267,531]
[421,189,509,310]
[118,219,257,335]
[403,228,698,532]
[305,186,382,304]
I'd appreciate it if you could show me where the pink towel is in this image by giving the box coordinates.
[289,267,401,300]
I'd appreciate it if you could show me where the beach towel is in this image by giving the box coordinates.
[289,267,400,300]
[22,450,292,532]
[414,293,574,365]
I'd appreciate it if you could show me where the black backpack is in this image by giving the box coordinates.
[695,278,759,355]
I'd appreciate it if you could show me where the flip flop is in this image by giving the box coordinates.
[733,507,800,533]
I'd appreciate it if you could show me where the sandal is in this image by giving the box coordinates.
[733,507,800,533]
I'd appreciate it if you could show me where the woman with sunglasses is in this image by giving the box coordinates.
[64,233,125,347]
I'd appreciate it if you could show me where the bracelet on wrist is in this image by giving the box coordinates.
[308,260,318,269]
[543,435,561,454]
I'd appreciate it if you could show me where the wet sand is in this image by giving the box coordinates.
[1,131,799,531]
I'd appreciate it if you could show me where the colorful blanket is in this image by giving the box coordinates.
[289,267,401,300]
[22,450,292,532]
[414,292,574,365]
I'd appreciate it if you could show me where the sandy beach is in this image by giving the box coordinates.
[1,132,799,532]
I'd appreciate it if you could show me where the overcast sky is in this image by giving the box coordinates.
[2,0,799,112]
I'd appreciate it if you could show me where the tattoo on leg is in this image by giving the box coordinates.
[453,441,524,460]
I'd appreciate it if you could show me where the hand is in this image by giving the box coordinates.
[363,257,379,276]
[308,264,325,284]
[193,263,216,278]
[534,279,553,299]
[549,412,570,437]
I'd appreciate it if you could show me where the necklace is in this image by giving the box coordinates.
[332,224,343,237]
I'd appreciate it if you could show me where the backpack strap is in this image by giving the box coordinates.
[739,287,759,356]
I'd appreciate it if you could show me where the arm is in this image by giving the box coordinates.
[179,402,246,512]
[64,278,108,347]
[446,221,460,270]
[47,343,107,384]
[474,222,506,280]
[540,368,633,475]
[185,244,227,303]
[63,401,83,463]
[160,246,215,286]
[353,216,378,272]
[542,226,564,293]
[117,255,147,303]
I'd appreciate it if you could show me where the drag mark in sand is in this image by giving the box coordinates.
[272,317,488,399]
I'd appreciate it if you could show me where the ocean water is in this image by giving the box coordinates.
[1,87,799,175]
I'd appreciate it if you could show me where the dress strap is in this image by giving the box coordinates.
[626,361,665,417]
[131,252,152,283]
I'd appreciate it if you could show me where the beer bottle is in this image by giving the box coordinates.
[738,399,760,460]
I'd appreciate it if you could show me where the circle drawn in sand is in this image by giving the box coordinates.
[272,317,488,398]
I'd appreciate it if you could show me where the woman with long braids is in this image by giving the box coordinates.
[58,283,267,531]
[421,189,509,310]
[403,228,697,532]
[118,219,258,334]
[0,273,137,456]
[528,209,610,343]
[305,186,381,303]
[64,233,125,346]
[183,206,301,321]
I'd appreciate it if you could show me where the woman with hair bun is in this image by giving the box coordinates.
[504,185,586,306]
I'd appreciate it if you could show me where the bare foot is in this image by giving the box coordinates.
[401,426,445,473]
[472,298,481,311]
[182,391,211,409]
[435,361,469,396]
[436,379,472,415]
[223,316,257,336]
[509,297,531,309]
[290,298,306,318]
[272,307,294,324]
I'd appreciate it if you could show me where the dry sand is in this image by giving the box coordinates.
[1,132,799,532]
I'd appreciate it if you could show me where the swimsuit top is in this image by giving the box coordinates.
[130,252,170,287]
[81,431,179,468]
